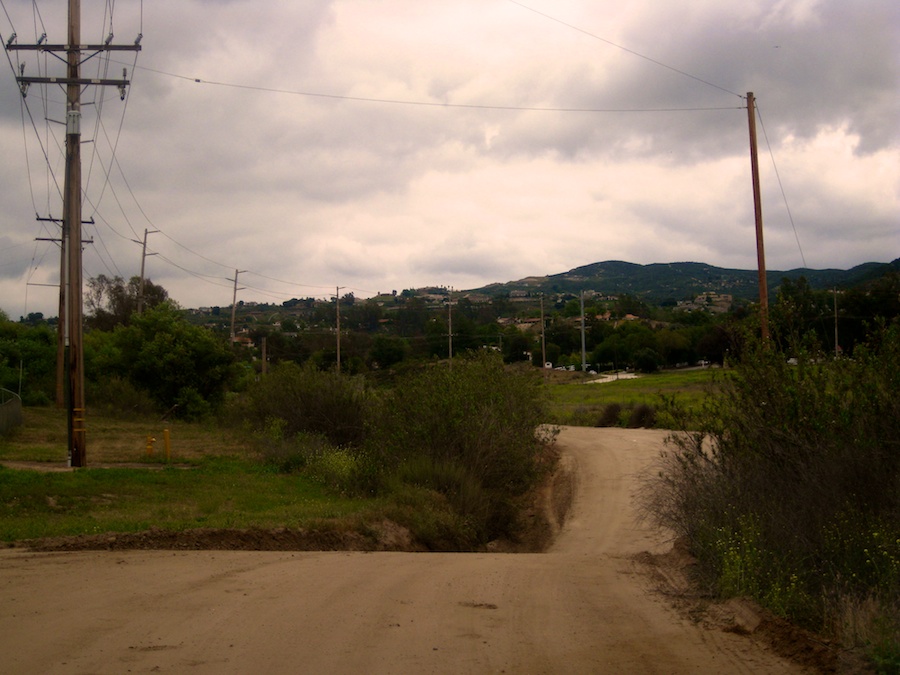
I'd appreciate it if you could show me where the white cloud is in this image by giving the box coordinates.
[0,0,897,317]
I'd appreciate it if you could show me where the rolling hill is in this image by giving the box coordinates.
[471,259,899,302]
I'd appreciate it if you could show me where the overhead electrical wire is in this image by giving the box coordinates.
[4,0,787,311]
[506,0,744,100]
[756,104,807,269]
[131,62,743,113]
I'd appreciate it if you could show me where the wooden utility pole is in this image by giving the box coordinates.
[36,217,88,409]
[447,288,453,368]
[746,92,769,342]
[56,230,66,408]
[540,294,547,371]
[9,1,140,466]
[580,290,587,372]
[833,288,839,358]
[230,270,246,343]
[335,286,345,373]
[136,228,159,314]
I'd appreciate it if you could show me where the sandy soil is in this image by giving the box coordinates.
[0,427,824,673]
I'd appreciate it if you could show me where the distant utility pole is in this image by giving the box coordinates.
[746,92,769,342]
[230,270,246,343]
[136,228,159,314]
[9,0,140,467]
[833,288,839,358]
[580,290,587,372]
[540,294,547,371]
[335,286,345,373]
[447,288,453,368]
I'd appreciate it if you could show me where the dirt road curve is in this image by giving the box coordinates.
[0,427,804,674]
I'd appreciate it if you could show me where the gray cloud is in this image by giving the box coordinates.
[1,0,897,317]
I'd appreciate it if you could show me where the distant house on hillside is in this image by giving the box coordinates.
[677,292,733,314]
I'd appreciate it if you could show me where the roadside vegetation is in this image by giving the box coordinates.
[1,353,554,551]
[641,322,900,671]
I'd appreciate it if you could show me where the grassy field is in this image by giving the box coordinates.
[543,367,723,427]
[0,408,375,543]
[0,368,716,545]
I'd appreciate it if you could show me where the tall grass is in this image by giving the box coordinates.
[545,368,719,428]
[641,323,900,668]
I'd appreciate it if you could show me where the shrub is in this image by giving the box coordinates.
[371,353,553,541]
[389,456,491,542]
[597,402,622,427]
[86,375,159,417]
[626,403,656,428]
[641,322,900,662]
[235,352,554,547]
[236,362,369,448]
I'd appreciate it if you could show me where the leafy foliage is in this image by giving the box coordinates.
[85,274,169,331]
[235,361,369,448]
[642,322,900,662]
[234,352,554,547]
[0,319,56,405]
[85,303,236,419]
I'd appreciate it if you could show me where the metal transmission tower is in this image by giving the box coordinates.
[7,0,141,467]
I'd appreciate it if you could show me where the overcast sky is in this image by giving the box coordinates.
[1,0,897,318]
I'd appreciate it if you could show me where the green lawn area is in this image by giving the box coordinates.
[0,408,375,543]
[544,367,723,427]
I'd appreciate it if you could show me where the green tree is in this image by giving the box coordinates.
[86,303,236,418]
[369,336,408,369]
[501,327,533,363]
[85,274,169,331]
[0,317,56,405]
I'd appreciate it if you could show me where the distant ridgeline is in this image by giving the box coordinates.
[471,259,900,303]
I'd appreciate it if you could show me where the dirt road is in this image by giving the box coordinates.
[0,427,805,674]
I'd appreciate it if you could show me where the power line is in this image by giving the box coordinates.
[129,62,742,113]
[506,0,744,99]
[756,104,807,269]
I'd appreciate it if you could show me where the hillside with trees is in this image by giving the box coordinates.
[2,260,898,411]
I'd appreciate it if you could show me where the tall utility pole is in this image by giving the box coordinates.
[540,294,547,371]
[35,217,88,408]
[136,228,159,314]
[746,92,769,342]
[833,288,839,358]
[580,290,587,372]
[335,286,345,373]
[230,270,246,343]
[447,288,453,368]
[9,0,140,467]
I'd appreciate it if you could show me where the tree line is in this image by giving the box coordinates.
[1,269,897,417]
